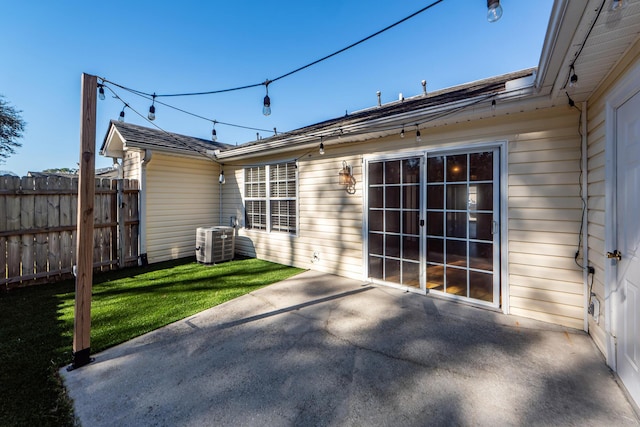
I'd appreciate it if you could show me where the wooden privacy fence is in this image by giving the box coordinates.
[0,176,140,289]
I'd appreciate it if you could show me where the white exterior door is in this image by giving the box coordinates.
[614,89,640,406]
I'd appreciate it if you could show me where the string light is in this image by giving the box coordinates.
[105,80,500,156]
[400,125,405,138]
[212,121,218,142]
[118,104,127,122]
[148,93,156,121]
[263,80,271,116]
[98,85,105,101]
[98,0,444,101]
[218,170,225,184]
[569,65,578,88]
[491,99,496,111]
[566,92,576,108]
[319,138,325,155]
[487,0,503,23]
[611,0,627,11]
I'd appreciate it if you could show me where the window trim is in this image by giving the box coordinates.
[243,160,298,235]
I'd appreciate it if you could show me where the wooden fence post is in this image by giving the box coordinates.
[70,73,97,370]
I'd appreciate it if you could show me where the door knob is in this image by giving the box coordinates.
[606,250,622,261]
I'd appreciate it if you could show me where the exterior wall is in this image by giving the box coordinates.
[586,38,640,355]
[123,149,142,180]
[223,106,585,328]
[145,152,220,263]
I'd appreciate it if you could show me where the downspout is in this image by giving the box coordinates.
[139,149,152,265]
[581,102,589,333]
[218,165,224,225]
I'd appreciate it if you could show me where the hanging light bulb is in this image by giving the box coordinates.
[415,125,421,142]
[611,0,627,11]
[400,126,405,138]
[487,0,503,23]
[218,170,225,184]
[319,139,325,155]
[98,85,105,101]
[569,66,578,88]
[148,93,156,121]
[263,80,272,116]
[211,121,218,142]
[491,99,497,111]
[118,106,126,123]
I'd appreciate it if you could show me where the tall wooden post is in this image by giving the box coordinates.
[70,73,97,369]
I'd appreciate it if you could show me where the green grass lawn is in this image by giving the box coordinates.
[0,257,303,427]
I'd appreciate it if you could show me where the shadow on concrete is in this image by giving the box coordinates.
[62,271,640,426]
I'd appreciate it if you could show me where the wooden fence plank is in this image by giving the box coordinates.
[20,177,35,277]
[48,176,62,275]
[92,179,103,270]
[34,177,49,275]
[59,178,73,272]
[2,177,140,288]
[6,177,21,278]
[99,178,112,271]
[0,176,7,282]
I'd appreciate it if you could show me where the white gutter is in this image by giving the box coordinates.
[535,0,571,93]
[139,149,152,265]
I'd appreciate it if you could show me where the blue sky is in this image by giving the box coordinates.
[1,0,553,175]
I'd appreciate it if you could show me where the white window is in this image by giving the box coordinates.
[244,161,297,234]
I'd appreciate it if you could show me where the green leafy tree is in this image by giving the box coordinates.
[0,95,26,164]
[42,167,78,174]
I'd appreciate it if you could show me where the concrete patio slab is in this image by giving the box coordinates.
[61,270,639,426]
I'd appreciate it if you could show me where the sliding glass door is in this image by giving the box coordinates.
[425,150,499,305]
[367,157,422,288]
[366,148,500,307]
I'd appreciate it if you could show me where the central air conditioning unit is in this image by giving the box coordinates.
[195,226,235,264]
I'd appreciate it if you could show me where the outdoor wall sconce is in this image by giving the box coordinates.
[339,161,356,194]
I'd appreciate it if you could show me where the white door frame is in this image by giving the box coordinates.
[361,140,508,312]
[604,59,640,369]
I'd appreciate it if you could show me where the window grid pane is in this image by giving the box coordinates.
[245,162,297,234]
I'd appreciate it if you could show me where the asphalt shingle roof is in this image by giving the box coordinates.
[101,120,232,155]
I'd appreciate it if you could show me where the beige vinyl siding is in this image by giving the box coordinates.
[145,152,220,263]
[507,122,583,329]
[221,154,364,279]
[123,150,142,180]
[222,106,584,328]
[585,38,640,354]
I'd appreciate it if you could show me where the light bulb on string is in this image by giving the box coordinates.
[263,80,272,116]
[487,0,503,23]
[98,85,105,101]
[118,105,127,123]
[569,66,578,88]
[148,93,156,121]
[611,0,627,11]
[400,125,405,138]
[319,139,325,155]
[415,125,421,142]
[211,121,218,142]
[218,170,225,184]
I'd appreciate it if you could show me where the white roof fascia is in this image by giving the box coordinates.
[121,141,217,161]
[100,125,125,158]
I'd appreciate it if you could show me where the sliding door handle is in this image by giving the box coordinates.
[491,221,499,235]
